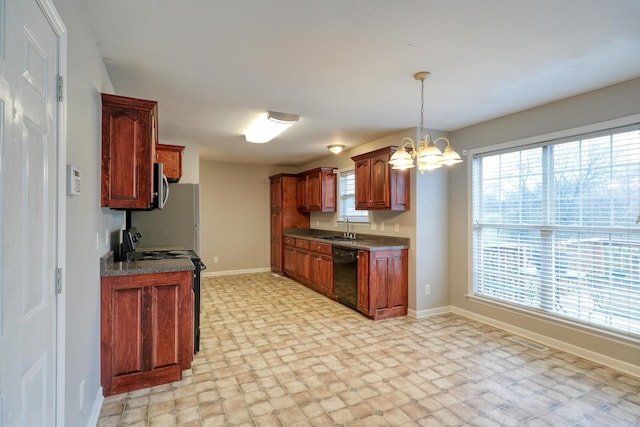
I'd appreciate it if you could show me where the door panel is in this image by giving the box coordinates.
[0,0,59,424]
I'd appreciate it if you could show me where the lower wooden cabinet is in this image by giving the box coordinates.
[101,270,193,396]
[308,242,334,297]
[357,249,408,320]
[284,238,334,299]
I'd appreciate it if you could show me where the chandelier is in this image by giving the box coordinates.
[389,72,463,173]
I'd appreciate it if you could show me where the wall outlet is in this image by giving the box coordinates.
[370,222,377,230]
[380,222,384,231]
[96,232,101,251]
[395,223,400,232]
[315,220,319,226]
[425,284,431,295]
[213,256,219,263]
[79,380,85,410]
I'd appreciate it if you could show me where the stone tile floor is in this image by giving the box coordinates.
[98,272,640,426]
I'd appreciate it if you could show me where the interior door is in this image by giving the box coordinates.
[0,0,60,424]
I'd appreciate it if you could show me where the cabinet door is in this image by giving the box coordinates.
[297,176,308,211]
[283,245,296,277]
[156,144,184,182]
[295,248,310,282]
[270,208,281,239]
[270,177,282,209]
[357,250,370,313]
[354,159,371,209]
[314,254,333,295]
[369,152,390,209]
[369,250,408,319]
[270,238,282,272]
[101,106,154,208]
[307,172,321,210]
[320,170,336,212]
[101,271,191,396]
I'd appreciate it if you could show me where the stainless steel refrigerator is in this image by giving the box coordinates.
[131,183,201,254]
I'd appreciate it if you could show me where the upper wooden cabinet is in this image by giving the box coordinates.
[101,93,158,209]
[156,143,184,182]
[297,167,337,212]
[351,146,410,211]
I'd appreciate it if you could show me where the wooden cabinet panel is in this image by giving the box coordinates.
[297,175,308,211]
[310,253,333,295]
[297,168,337,213]
[101,270,193,396]
[270,239,281,269]
[112,287,144,377]
[156,143,184,182]
[151,283,180,369]
[358,249,408,320]
[309,241,332,255]
[283,244,296,277]
[269,175,310,274]
[351,147,410,211]
[354,159,371,210]
[295,248,310,282]
[101,93,158,209]
[357,250,370,313]
[369,152,390,209]
[285,237,335,298]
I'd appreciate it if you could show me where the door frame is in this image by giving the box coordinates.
[34,0,67,425]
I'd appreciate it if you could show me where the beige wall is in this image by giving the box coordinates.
[448,78,640,369]
[199,160,295,272]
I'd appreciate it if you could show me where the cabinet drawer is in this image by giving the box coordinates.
[284,236,296,246]
[295,238,310,249]
[310,241,332,255]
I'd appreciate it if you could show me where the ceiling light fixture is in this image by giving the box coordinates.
[244,111,299,143]
[327,145,345,155]
[389,72,463,173]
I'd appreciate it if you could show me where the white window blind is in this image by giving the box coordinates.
[472,126,640,337]
[339,169,369,222]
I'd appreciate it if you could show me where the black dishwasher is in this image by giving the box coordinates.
[333,247,358,310]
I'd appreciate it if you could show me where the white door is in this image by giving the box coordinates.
[0,0,60,425]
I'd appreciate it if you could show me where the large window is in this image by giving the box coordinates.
[339,169,369,222]
[472,125,640,337]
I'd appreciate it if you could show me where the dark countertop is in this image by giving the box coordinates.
[100,250,194,277]
[283,228,409,251]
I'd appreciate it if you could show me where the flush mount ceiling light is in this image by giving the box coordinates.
[389,71,463,174]
[327,145,345,155]
[244,111,299,143]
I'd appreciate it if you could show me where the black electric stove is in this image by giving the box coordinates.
[129,249,206,354]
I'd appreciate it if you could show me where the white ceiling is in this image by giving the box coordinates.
[81,0,640,167]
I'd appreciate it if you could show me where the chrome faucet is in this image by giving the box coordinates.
[343,217,356,240]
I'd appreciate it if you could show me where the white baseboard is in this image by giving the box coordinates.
[451,306,640,379]
[86,386,103,427]
[202,267,271,277]
[408,305,452,319]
